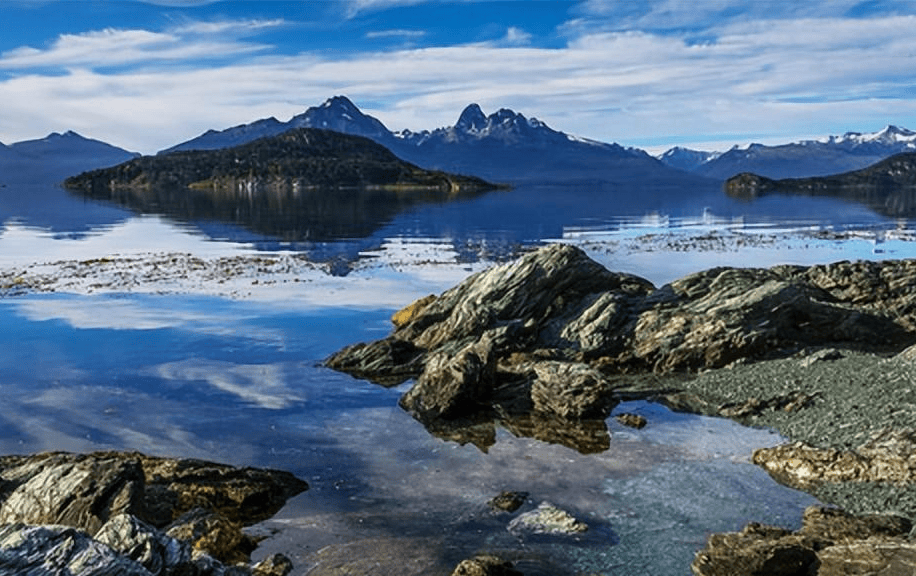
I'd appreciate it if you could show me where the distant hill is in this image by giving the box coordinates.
[659,126,916,180]
[162,96,707,186]
[725,151,916,218]
[0,131,138,184]
[65,127,498,194]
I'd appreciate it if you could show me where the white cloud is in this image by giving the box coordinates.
[0,12,914,154]
[503,26,532,45]
[0,19,284,70]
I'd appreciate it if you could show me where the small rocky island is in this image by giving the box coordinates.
[327,243,916,574]
[725,151,916,217]
[63,128,500,194]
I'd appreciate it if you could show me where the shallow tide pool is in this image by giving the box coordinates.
[0,292,817,575]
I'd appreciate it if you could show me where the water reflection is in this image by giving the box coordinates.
[72,180,492,243]
[418,413,611,455]
[727,184,916,219]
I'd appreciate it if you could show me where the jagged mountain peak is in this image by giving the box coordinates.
[456,103,487,132]
[288,96,390,139]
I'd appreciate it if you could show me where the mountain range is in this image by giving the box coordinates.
[2,97,914,188]
[161,95,696,186]
[660,126,916,179]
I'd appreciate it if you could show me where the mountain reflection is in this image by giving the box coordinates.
[73,182,492,243]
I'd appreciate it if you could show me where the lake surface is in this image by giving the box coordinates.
[3,168,916,574]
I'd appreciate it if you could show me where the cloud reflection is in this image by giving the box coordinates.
[152,358,305,410]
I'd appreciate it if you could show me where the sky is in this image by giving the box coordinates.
[1,0,915,155]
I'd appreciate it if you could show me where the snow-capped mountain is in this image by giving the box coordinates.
[161,96,393,154]
[395,103,571,147]
[821,125,916,153]
[161,96,704,185]
[659,125,916,180]
[657,147,720,172]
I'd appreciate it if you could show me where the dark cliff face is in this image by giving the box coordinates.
[64,127,498,193]
[724,152,916,217]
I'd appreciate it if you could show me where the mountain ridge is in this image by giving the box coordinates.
[659,125,916,180]
[160,96,701,185]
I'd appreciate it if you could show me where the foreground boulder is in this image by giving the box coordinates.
[692,505,914,576]
[0,451,307,575]
[327,244,916,435]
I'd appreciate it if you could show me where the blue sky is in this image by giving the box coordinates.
[1,0,915,154]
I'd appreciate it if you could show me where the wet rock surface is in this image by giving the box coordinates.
[0,451,307,575]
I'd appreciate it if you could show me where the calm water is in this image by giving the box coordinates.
[3,166,915,574]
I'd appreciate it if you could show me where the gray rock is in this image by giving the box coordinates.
[0,451,308,575]
[399,337,497,420]
[507,501,588,535]
[529,361,617,419]
[0,452,144,534]
[0,523,152,576]
[94,513,192,575]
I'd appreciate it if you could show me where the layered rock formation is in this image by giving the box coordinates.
[327,244,916,440]
[0,451,307,575]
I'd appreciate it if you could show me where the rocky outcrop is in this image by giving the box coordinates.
[0,451,307,575]
[692,505,914,576]
[327,244,916,439]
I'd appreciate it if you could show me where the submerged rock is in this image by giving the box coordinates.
[0,451,306,575]
[488,491,529,513]
[615,413,647,429]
